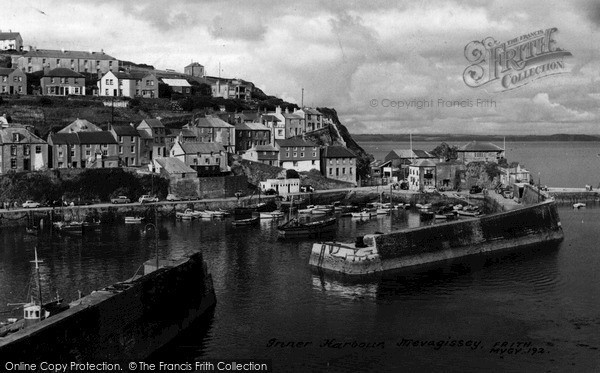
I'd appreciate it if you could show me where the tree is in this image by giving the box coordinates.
[430,142,458,161]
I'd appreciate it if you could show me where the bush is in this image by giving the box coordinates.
[38,97,52,106]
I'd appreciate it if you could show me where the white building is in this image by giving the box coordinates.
[260,178,300,196]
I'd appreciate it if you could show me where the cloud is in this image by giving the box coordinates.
[208,14,267,41]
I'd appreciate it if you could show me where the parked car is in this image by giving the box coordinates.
[423,186,437,193]
[110,196,131,204]
[139,195,159,203]
[22,200,41,208]
[166,193,181,201]
[469,185,483,194]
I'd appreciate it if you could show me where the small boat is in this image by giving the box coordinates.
[53,221,84,235]
[231,216,260,226]
[25,226,39,235]
[351,208,377,218]
[277,216,337,238]
[125,216,144,224]
[573,203,586,209]
[259,211,284,219]
[456,210,479,217]
[298,205,315,214]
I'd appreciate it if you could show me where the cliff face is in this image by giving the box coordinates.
[309,107,374,180]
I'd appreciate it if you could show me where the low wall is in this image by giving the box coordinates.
[375,200,561,260]
[197,175,247,199]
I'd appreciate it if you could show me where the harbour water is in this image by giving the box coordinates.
[1,140,599,371]
[0,203,598,371]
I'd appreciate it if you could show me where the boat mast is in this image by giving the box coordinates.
[31,247,44,311]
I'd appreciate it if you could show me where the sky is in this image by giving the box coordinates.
[4,0,600,135]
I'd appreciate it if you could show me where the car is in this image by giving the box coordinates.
[139,195,159,203]
[22,200,41,208]
[469,185,483,194]
[166,193,181,201]
[423,186,437,193]
[110,196,131,204]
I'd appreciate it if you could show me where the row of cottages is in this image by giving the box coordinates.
[97,71,159,98]
[407,159,467,191]
[234,122,271,153]
[47,131,120,169]
[0,126,47,173]
[15,48,119,75]
[0,67,26,95]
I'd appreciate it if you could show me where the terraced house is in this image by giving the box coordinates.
[274,138,320,172]
[110,125,141,167]
[184,116,235,153]
[0,67,26,95]
[320,146,357,185]
[234,122,271,154]
[41,68,85,96]
[0,126,47,173]
[47,131,119,169]
[137,118,167,165]
[170,141,228,176]
[16,48,118,74]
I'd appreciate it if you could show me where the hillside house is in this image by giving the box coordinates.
[0,127,47,173]
[47,131,119,169]
[58,118,102,133]
[41,68,85,96]
[457,141,505,164]
[137,119,167,164]
[0,32,23,51]
[184,62,204,77]
[184,116,235,153]
[241,145,279,166]
[110,125,141,167]
[275,138,320,172]
[408,159,438,191]
[234,122,271,153]
[0,68,26,95]
[170,141,228,176]
[321,146,357,185]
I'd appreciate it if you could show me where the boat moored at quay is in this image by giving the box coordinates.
[310,199,564,276]
[0,252,216,361]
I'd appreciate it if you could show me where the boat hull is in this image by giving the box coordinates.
[277,217,337,238]
[0,253,216,361]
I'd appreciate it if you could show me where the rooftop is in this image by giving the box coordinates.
[44,68,85,78]
[179,142,226,154]
[458,141,504,152]
[22,48,116,60]
[275,138,318,147]
[321,146,357,158]
[154,157,197,175]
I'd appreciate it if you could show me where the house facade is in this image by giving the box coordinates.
[234,122,271,153]
[0,68,26,95]
[457,141,505,164]
[0,127,47,173]
[153,157,197,180]
[137,118,167,165]
[16,49,118,74]
[320,146,357,185]
[110,125,141,167]
[184,116,235,153]
[47,131,119,169]
[98,71,159,98]
[294,108,323,132]
[241,145,279,166]
[259,178,300,196]
[0,32,23,51]
[41,68,85,96]
[408,159,437,191]
[500,163,532,185]
[170,141,227,176]
[275,138,320,172]
[260,114,284,143]
[210,78,252,100]
[383,149,436,178]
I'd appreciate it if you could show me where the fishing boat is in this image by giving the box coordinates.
[231,216,259,226]
[277,216,337,238]
[573,202,586,209]
[0,249,217,361]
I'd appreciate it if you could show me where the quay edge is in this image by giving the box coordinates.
[0,252,216,361]
[309,199,564,276]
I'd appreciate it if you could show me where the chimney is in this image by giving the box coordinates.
[285,107,289,114]
[130,122,135,128]
[61,48,65,53]
[43,65,50,75]
[275,106,281,115]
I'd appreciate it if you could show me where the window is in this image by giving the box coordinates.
[60,77,66,84]
[350,159,353,164]
[102,144,108,149]
[18,86,22,93]
[58,151,63,157]
[56,59,60,64]
[294,147,297,151]
[118,136,123,143]
[11,158,17,169]
[313,152,317,157]
[70,150,75,157]
[205,158,209,164]
[300,152,304,157]
[51,78,55,84]
[215,157,220,164]
[35,146,41,154]
[301,147,305,151]
[293,152,297,157]
[130,136,134,142]
[102,150,108,156]
[85,150,91,156]
[329,168,332,175]
[131,145,135,152]
[10,145,17,156]
[1,76,6,82]
[286,153,289,157]
[343,168,346,175]
[23,145,30,156]
[105,89,108,95]
[12,133,20,142]
[329,160,333,165]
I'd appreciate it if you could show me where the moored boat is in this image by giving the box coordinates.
[125,216,145,224]
[277,216,337,238]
